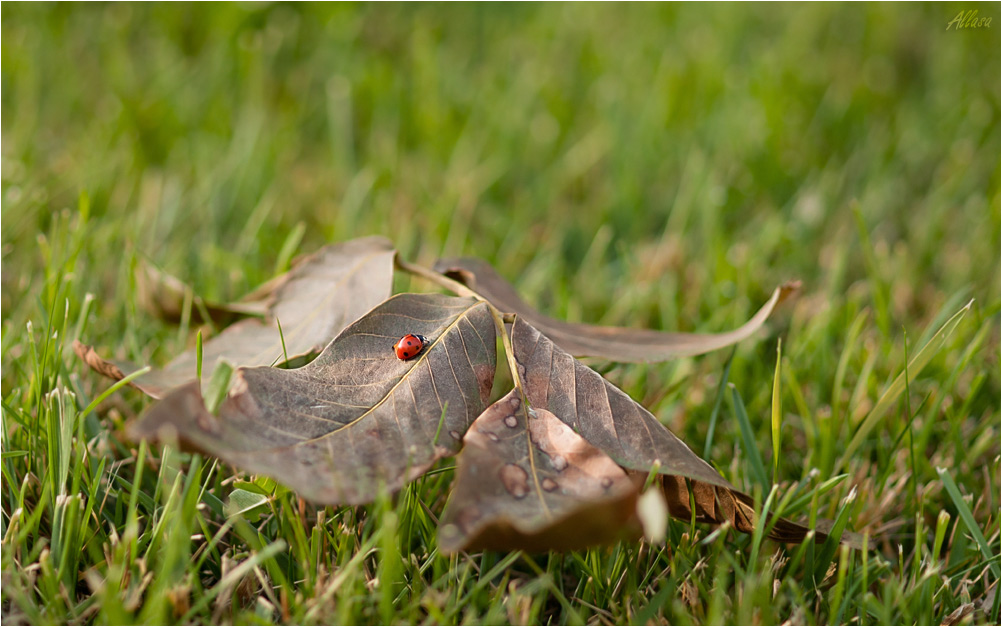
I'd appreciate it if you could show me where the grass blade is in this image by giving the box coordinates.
[837,300,972,470]
[771,338,782,484]
[182,540,288,622]
[813,487,856,584]
[703,347,735,459]
[204,359,234,414]
[937,467,1000,579]
[728,383,770,494]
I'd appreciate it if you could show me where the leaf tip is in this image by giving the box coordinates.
[777,280,803,304]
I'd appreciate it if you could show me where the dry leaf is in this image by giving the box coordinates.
[435,257,799,362]
[80,240,861,551]
[511,317,734,488]
[76,236,396,398]
[511,318,859,548]
[439,389,640,553]
[128,293,497,504]
[135,260,270,325]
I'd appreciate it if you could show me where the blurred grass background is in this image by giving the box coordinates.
[2,3,999,625]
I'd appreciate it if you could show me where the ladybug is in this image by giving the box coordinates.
[393,334,428,360]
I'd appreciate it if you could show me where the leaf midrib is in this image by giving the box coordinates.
[247,298,487,451]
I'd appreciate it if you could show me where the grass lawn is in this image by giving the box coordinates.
[2,3,999,624]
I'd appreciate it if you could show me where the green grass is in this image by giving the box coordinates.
[2,3,999,624]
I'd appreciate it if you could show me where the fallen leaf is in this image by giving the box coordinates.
[434,257,799,362]
[135,259,270,325]
[511,317,734,488]
[439,389,640,553]
[82,241,864,552]
[76,236,396,398]
[129,293,497,505]
[661,476,862,548]
[510,318,860,547]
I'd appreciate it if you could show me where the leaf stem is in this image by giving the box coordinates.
[395,254,527,401]
[491,307,525,394]
[394,255,479,299]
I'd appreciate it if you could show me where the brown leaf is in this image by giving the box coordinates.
[439,389,640,553]
[511,318,860,548]
[77,237,396,398]
[435,257,799,362]
[661,476,863,548]
[512,317,734,488]
[135,260,270,325]
[128,293,497,505]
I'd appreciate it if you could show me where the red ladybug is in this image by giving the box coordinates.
[393,334,428,360]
